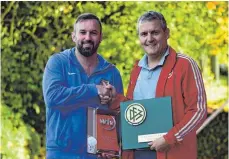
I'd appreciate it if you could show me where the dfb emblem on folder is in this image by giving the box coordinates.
[120,96,173,150]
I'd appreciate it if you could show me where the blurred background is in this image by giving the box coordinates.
[1,1,228,159]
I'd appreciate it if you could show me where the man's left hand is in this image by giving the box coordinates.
[148,137,170,152]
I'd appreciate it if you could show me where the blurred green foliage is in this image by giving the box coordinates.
[1,105,41,159]
[1,1,228,158]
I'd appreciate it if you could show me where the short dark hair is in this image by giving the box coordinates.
[73,13,102,34]
[137,11,167,33]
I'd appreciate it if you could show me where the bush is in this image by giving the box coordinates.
[198,112,228,159]
[1,105,41,159]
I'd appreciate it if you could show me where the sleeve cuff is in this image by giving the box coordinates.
[110,94,127,111]
[163,133,178,146]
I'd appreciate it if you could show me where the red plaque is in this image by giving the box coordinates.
[87,107,120,158]
[96,114,119,152]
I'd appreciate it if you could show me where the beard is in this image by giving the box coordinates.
[77,40,99,57]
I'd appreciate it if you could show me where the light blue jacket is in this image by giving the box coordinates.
[42,47,123,159]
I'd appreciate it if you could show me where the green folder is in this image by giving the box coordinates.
[120,96,173,150]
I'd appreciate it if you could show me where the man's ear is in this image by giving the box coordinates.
[99,33,103,43]
[71,32,76,42]
[166,28,170,39]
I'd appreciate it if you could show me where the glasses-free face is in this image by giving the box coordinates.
[138,20,169,58]
[72,19,102,57]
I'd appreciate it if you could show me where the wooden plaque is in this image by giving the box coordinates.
[96,114,119,152]
[87,107,120,157]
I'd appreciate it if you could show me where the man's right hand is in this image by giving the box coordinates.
[96,85,111,105]
[96,84,111,96]
[96,83,116,105]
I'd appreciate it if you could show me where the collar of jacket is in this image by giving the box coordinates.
[127,46,177,99]
[69,47,113,73]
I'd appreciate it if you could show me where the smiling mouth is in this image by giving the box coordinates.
[146,44,157,47]
[83,43,93,47]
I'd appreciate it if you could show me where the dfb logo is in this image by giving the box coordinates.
[125,103,146,126]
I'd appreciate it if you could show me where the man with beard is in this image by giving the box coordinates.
[42,13,123,159]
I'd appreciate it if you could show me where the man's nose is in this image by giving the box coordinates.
[147,33,153,42]
[85,32,92,40]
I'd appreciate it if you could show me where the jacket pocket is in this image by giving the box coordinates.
[47,110,72,149]
[56,117,72,148]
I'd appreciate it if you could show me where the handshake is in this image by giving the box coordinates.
[96,81,116,105]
